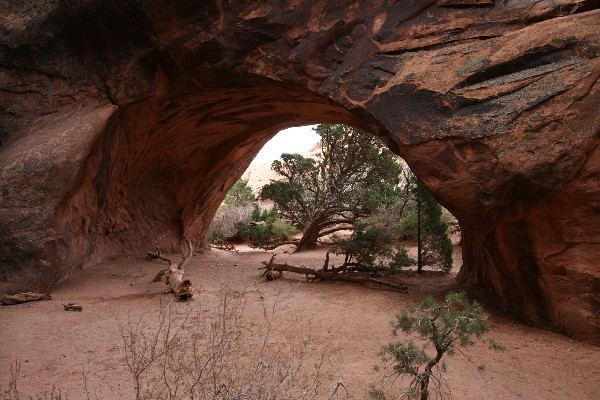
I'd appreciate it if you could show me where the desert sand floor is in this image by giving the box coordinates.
[1,245,599,399]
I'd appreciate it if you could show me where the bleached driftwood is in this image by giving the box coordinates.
[1,292,51,305]
[264,270,283,281]
[151,240,195,301]
[210,243,237,251]
[63,302,83,311]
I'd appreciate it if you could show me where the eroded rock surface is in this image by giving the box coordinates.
[0,1,598,341]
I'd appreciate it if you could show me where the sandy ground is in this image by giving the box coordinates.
[1,244,599,399]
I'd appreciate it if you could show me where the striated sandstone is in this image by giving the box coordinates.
[0,1,598,342]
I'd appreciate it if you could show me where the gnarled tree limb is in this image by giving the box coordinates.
[146,245,173,263]
[150,240,195,300]
[259,254,408,292]
[210,243,237,251]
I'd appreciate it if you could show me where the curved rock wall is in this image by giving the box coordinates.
[0,1,598,341]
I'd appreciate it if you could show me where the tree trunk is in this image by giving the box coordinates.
[295,216,323,252]
[420,375,429,400]
[419,348,443,400]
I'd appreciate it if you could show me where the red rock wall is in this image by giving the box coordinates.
[0,1,598,342]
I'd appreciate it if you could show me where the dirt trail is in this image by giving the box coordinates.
[1,245,599,399]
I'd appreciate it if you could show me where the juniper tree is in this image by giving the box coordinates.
[224,178,255,207]
[372,292,504,400]
[407,173,453,274]
[259,124,403,251]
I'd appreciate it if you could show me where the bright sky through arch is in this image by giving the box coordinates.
[250,125,319,166]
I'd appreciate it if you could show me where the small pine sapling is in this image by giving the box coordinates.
[372,292,504,400]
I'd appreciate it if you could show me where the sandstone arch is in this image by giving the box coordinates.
[0,1,598,342]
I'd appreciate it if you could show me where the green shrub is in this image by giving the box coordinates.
[333,223,415,270]
[235,205,295,248]
[223,179,255,207]
[373,292,504,399]
[389,247,416,271]
[333,223,394,267]
[271,219,297,241]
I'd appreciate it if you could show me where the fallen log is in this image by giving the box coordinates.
[1,292,51,305]
[265,270,283,281]
[210,243,237,251]
[63,302,83,311]
[256,241,299,251]
[259,255,408,292]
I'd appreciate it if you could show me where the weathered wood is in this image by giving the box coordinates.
[63,302,83,311]
[265,270,283,281]
[1,292,51,305]
[153,240,194,301]
[146,245,173,263]
[257,241,299,251]
[210,243,237,251]
[164,266,193,300]
[178,239,194,271]
[259,255,408,292]
[152,269,167,282]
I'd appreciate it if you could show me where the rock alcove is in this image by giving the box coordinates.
[0,1,598,342]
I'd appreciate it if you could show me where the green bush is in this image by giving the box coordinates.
[333,223,415,270]
[236,205,295,248]
[271,219,297,241]
[400,213,417,241]
[223,179,255,207]
[333,223,394,267]
[236,221,273,248]
[389,247,416,271]
[208,179,256,244]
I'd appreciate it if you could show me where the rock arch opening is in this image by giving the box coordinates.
[54,84,395,275]
[0,1,598,343]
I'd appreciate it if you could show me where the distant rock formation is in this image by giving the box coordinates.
[243,162,279,195]
[0,1,598,342]
[243,138,320,193]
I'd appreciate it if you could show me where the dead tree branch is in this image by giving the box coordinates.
[63,302,83,311]
[259,255,408,292]
[327,380,350,400]
[210,243,237,251]
[253,240,300,251]
[1,292,51,305]
[149,240,195,300]
[146,245,173,263]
